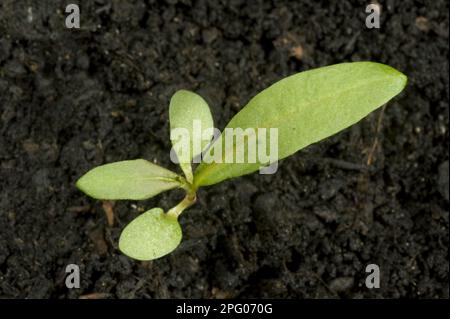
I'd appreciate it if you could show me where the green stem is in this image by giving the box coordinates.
[167,174,198,218]
[167,191,196,218]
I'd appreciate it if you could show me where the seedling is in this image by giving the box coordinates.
[76,62,407,260]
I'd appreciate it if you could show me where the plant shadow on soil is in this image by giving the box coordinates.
[0,0,448,298]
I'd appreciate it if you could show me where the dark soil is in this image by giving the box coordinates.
[0,0,448,299]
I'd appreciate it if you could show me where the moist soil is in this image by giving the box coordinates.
[0,0,448,298]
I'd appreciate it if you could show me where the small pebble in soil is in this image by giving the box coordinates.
[438,161,449,201]
[329,277,354,293]
[202,27,219,44]
[253,192,278,215]
[319,178,344,200]
[314,206,338,223]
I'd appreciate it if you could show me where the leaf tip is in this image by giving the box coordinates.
[397,71,408,90]
[389,67,408,92]
[377,62,408,92]
[75,174,91,196]
[75,171,104,200]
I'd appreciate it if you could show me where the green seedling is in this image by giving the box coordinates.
[76,62,407,261]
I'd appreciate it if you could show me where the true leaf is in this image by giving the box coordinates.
[119,208,182,260]
[76,159,181,200]
[170,90,214,182]
[194,62,407,187]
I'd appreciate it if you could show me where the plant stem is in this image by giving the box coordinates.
[166,191,196,219]
[167,174,198,218]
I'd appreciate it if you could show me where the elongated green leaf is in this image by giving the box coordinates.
[170,90,214,182]
[194,62,407,187]
[76,159,181,200]
[119,208,182,260]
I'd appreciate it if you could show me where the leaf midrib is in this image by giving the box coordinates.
[118,176,180,183]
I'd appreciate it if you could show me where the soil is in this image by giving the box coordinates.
[0,0,448,299]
